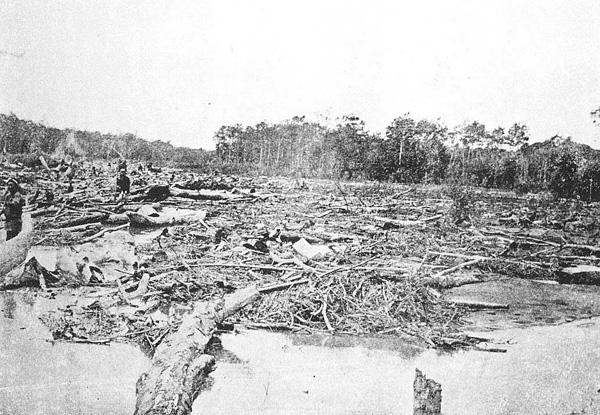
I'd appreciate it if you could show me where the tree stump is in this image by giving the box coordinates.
[413,368,442,415]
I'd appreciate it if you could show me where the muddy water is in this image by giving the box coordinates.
[194,320,600,415]
[0,291,150,415]
[3,289,600,415]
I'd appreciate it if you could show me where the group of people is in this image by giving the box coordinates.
[1,157,133,242]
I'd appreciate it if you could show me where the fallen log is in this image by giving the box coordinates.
[104,213,130,224]
[30,206,59,218]
[170,186,254,201]
[257,278,310,294]
[560,243,600,255]
[557,265,600,285]
[134,285,261,415]
[189,261,309,273]
[79,223,130,244]
[448,299,509,309]
[127,210,206,228]
[51,213,109,229]
[433,258,484,278]
[129,185,170,202]
[420,274,481,288]
[49,222,102,234]
[373,214,442,228]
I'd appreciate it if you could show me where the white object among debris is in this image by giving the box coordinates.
[292,238,332,260]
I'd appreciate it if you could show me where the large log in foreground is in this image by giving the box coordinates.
[134,285,261,415]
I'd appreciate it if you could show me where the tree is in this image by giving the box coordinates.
[550,149,578,198]
[505,123,529,148]
[495,153,519,189]
[326,115,373,179]
[214,125,244,165]
[384,114,419,182]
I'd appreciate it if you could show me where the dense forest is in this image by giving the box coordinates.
[0,113,213,170]
[213,113,600,200]
[2,111,600,200]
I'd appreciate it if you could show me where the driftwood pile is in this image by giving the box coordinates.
[4,158,600,414]
[5,161,600,340]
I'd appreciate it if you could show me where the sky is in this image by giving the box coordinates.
[1,0,600,150]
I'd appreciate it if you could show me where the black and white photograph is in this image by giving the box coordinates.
[1,1,600,414]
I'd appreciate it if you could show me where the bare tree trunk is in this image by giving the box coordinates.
[276,140,282,166]
[134,286,261,415]
[398,140,404,172]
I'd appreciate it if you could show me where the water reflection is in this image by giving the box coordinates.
[2,294,16,319]
[194,320,600,415]
[0,291,150,415]
[3,288,599,415]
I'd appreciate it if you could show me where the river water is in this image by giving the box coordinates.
[0,291,150,415]
[1,291,599,415]
[193,321,600,415]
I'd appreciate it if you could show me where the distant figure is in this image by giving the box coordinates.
[91,165,97,176]
[1,178,24,241]
[118,158,127,174]
[116,169,131,201]
[55,159,68,181]
[65,163,75,190]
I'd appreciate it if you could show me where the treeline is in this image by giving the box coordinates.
[0,113,212,169]
[214,114,600,200]
[2,111,600,200]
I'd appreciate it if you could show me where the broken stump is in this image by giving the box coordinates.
[414,368,442,415]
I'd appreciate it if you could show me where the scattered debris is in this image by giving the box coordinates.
[4,159,600,414]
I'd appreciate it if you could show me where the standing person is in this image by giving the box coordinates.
[1,178,24,241]
[118,157,127,174]
[116,169,131,201]
[65,162,75,192]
